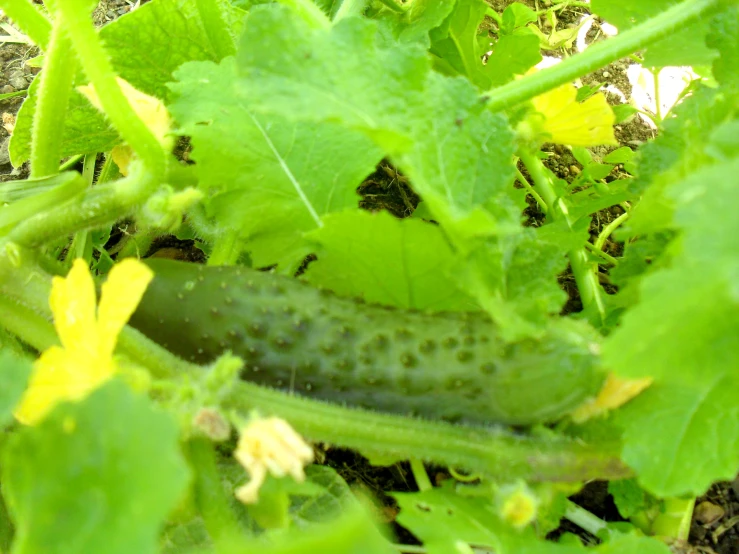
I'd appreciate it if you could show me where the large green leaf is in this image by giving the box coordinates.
[604,157,739,496]
[168,57,383,270]
[3,381,190,554]
[303,210,477,311]
[233,5,518,237]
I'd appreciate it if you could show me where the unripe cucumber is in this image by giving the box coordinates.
[129,259,605,426]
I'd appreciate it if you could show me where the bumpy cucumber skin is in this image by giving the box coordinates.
[129,259,605,426]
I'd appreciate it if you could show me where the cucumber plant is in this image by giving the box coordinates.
[0,0,736,552]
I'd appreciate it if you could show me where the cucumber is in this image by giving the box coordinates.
[129,259,606,426]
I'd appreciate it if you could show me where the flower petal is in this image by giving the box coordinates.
[532,83,617,147]
[13,346,114,425]
[97,259,154,356]
[49,259,98,354]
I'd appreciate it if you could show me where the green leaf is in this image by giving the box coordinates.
[612,104,639,125]
[303,210,478,311]
[462,219,590,334]
[394,72,520,238]
[236,6,429,152]
[603,157,739,496]
[603,147,635,165]
[10,0,244,165]
[168,57,382,269]
[483,31,542,87]
[3,380,190,554]
[707,5,739,88]
[608,478,659,520]
[234,5,518,237]
[393,483,671,553]
[0,350,31,427]
[428,0,488,87]
[501,3,537,33]
[161,518,212,554]
[590,0,719,67]
[393,483,502,552]
[398,0,457,43]
[290,465,358,526]
[626,86,737,235]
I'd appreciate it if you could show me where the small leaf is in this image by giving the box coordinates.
[604,147,635,164]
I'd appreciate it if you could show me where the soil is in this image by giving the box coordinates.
[1,2,737,553]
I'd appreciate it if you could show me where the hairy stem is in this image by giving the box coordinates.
[517,148,606,326]
[1,0,52,49]
[0,295,57,351]
[55,0,168,178]
[7,166,155,248]
[222,380,631,483]
[333,0,369,21]
[29,21,77,178]
[484,0,721,111]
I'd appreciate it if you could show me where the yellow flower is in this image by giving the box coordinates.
[14,258,153,425]
[529,83,617,147]
[569,373,653,423]
[497,481,539,529]
[234,416,314,504]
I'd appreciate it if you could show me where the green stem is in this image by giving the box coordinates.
[485,7,502,25]
[7,167,155,248]
[195,0,235,59]
[70,152,98,263]
[55,0,168,179]
[186,438,250,550]
[583,241,618,266]
[564,499,610,537]
[514,165,547,214]
[223,381,631,483]
[112,227,158,260]
[569,248,606,325]
[58,154,83,172]
[484,0,720,111]
[116,326,183,380]
[517,148,606,326]
[0,486,13,554]
[651,497,695,541]
[1,0,52,49]
[650,67,663,124]
[409,459,432,492]
[333,0,369,21]
[0,172,87,235]
[29,21,77,178]
[0,294,57,352]
[593,211,629,252]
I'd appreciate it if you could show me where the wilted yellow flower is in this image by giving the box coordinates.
[78,77,173,175]
[234,416,314,504]
[529,83,617,147]
[498,481,539,529]
[570,373,653,423]
[14,258,153,425]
